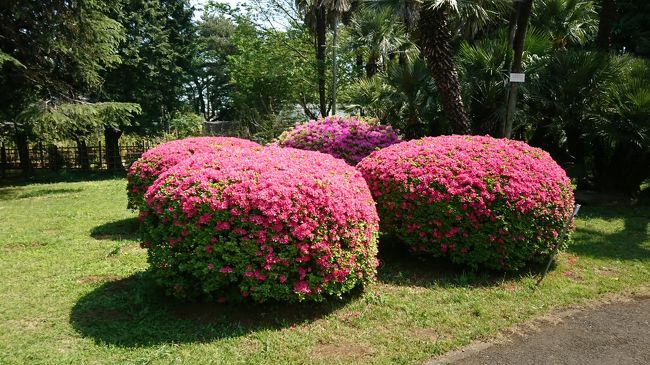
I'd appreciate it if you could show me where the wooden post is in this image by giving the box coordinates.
[98,141,102,169]
[0,142,6,177]
[38,142,44,168]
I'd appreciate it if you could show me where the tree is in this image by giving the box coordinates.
[345,8,414,78]
[190,10,238,121]
[503,0,533,138]
[228,18,316,125]
[531,0,598,49]
[595,0,617,50]
[0,0,130,174]
[416,1,472,134]
[296,0,355,117]
[98,0,196,169]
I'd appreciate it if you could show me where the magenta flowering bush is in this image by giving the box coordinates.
[127,137,259,209]
[357,135,575,270]
[276,115,401,165]
[139,147,379,302]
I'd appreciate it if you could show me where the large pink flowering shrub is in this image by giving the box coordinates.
[127,137,258,209]
[357,135,575,270]
[276,116,401,165]
[139,147,379,302]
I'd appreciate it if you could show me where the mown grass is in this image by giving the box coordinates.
[0,178,649,364]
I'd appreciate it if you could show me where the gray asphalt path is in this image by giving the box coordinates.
[428,296,650,365]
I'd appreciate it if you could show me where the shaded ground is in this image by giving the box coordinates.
[429,294,650,365]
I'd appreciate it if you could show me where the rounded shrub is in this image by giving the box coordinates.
[357,135,575,270]
[139,147,379,302]
[127,137,258,209]
[277,115,401,165]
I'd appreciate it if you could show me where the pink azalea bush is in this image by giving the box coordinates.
[139,147,379,302]
[127,137,259,209]
[276,115,401,165]
[357,135,575,270]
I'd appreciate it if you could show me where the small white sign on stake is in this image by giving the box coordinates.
[510,73,526,83]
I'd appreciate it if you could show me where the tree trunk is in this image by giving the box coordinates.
[417,4,472,135]
[595,0,617,51]
[504,0,533,138]
[76,139,90,171]
[315,6,328,117]
[365,57,379,78]
[355,53,364,78]
[195,77,207,120]
[104,127,123,171]
[15,131,32,175]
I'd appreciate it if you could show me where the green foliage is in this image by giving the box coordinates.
[458,28,553,135]
[228,20,317,118]
[342,58,445,137]
[612,0,650,56]
[167,112,204,138]
[15,102,141,142]
[189,9,238,121]
[0,0,129,142]
[98,0,196,135]
[531,0,598,48]
[343,7,416,77]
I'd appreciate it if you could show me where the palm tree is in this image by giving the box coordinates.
[365,0,508,135]
[367,0,419,33]
[587,57,650,192]
[296,0,353,117]
[531,0,598,49]
[343,57,443,137]
[345,8,416,78]
[416,0,473,134]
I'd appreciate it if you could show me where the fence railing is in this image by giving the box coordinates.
[0,142,153,171]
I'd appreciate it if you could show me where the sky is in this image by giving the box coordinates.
[190,0,249,18]
[189,0,290,29]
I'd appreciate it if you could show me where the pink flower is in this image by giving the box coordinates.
[357,135,574,270]
[139,145,380,302]
[277,116,401,165]
[293,280,311,294]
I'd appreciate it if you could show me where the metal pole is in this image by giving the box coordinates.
[536,204,581,286]
[331,17,338,116]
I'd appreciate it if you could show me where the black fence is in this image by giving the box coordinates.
[0,141,154,171]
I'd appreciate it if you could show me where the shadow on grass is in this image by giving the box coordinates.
[376,236,552,289]
[70,271,355,347]
[90,217,140,241]
[569,205,650,260]
[0,187,84,200]
[0,170,125,187]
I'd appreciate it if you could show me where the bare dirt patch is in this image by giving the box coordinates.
[411,328,440,342]
[6,318,46,331]
[310,341,375,362]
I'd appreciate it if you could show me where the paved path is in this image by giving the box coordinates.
[428,295,650,365]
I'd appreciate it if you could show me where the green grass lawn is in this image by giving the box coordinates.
[0,177,649,364]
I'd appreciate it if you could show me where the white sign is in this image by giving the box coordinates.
[510,73,526,83]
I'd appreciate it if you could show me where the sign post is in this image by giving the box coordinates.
[509,73,526,83]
